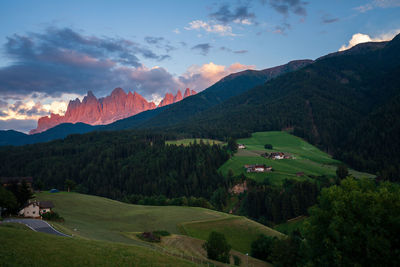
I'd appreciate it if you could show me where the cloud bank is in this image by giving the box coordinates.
[339,30,400,51]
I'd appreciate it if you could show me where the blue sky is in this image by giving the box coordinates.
[0,0,399,132]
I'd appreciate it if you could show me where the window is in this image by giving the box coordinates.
[33,211,35,214]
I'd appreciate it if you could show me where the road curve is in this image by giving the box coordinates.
[3,218,70,237]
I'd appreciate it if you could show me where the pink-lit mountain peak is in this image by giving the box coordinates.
[29,87,196,134]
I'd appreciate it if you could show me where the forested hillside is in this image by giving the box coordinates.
[0,131,229,200]
[164,35,400,180]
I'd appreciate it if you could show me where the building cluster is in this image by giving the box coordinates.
[262,152,292,160]
[238,144,246,149]
[244,164,272,173]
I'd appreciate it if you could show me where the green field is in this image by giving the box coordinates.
[179,217,283,254]
[0,223,195,267]
[36,192,231,244]
[166,138,224,146]
[219,131,374,185]
[35,192,281,255]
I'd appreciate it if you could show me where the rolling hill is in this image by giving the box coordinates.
[35,192,282,247]
[0,191,281,266]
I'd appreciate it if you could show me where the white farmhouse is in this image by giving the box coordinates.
[19,201,54,218]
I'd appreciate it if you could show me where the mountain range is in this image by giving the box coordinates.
[29,88,196,134]
[1,34,400,179]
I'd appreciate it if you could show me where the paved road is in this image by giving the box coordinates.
[3,218,70,237]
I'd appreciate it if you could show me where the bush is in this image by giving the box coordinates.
[137,232,161,243]
[41,211,64,222]
[203,231,231,263]
[251,234,276,261]
[137,230,170,242]
[152,230,170,237]
[264,144,273,149]
[233,255,242,266]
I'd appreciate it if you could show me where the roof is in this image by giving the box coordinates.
[0,177,33,184]
[39,201,54,209]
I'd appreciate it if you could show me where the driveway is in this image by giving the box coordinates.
[3,218,70,237]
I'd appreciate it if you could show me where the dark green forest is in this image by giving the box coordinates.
[0,131,229,200]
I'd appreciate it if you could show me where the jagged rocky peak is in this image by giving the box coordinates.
[30,88,197,134]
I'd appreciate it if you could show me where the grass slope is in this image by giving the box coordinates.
[36,192,230,245]
[179,217,283,254]
[36,192,280,252]
[0,223,195,267]
[220,131,373,185]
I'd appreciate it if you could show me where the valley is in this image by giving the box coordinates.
[0,8,399,265]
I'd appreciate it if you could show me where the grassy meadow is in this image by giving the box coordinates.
[219,131,374,185]
[179,217,283,254]
[0,223,196,267]
[35,192,281,258]
[36,192,230,244]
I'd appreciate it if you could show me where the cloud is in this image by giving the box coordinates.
[355,0,400,13]
[0,92,82,124]
[321,14,339,24]
[339,30,400,51]
[0,27,174,100]
[220,46,248,54]
[0,119,37,133]
[144,36,164,44]
[268,0,308,17]
[178,62,256,92]
[209,4,255,25]
[0,100,7,108]
[184,20,236,36]
[234,50,248,54]
[274,23,291,35]
[191,43,212,56]
[144,36,176,53]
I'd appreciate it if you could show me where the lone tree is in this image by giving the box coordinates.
[203,231,231,263]
[65,179,76,192]
[264,144,273,149]
[336,164,349,179]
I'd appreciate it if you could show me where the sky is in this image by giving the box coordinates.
[0,0,399,133]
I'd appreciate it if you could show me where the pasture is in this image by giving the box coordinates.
[220,131,374,185]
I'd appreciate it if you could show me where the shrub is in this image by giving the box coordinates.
[41,211,64,222]
[251,234,276,261]
[203,231,231,263]
[264,144,273,149]
[137,232,161,243]
[233,255,242,266]
[152,230,170,236]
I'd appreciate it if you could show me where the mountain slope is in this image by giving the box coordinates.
[138,60,313,129]
[167,36,400,179]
